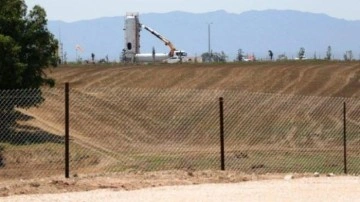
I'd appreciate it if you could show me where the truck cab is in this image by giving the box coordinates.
[164,50,189,63]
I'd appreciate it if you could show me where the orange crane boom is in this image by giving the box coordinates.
[141,24,176,57]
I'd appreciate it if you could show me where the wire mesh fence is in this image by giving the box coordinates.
[0,89,64,180]
[0,86,359,180]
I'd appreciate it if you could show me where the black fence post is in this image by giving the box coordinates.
[343,101,348,174]
[65,83,70,178]
[219,97,225,171]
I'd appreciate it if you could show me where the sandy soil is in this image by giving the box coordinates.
[0,170,268,197]
[1,170,359,201]
[2,173,359,202]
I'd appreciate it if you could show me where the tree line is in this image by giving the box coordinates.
[201,45,358,62]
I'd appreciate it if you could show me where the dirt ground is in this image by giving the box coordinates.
[47,62,360,97]
[1,170,359,201]
[0,170,276,197]
[2,63,360,200]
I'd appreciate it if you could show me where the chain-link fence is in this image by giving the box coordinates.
[0,88,64,180]
[0,87,359,180]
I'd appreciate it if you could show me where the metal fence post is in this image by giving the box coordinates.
[65,83,70,178]
[343,101,348,174]
[219,97,225,171]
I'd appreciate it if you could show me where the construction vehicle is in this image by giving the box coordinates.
[141,24,188,62]
[123,13,189,63]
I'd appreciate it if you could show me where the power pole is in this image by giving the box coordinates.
[208,22,213,62]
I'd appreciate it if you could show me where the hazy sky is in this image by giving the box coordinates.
[25,0,360,22]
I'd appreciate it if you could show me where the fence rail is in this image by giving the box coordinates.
[0,84,359,180]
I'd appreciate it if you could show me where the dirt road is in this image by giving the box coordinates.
[3,176,360,202]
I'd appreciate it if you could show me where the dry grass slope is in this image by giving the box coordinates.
[2,61,360,179]
[47,61,360,97]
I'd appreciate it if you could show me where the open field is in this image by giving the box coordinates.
[45,61,360,97]
[1,61,360,181]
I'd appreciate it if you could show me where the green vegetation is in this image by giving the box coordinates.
[0,0,58,145]
[0,0,58,89]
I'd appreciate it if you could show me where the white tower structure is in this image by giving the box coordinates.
[123,12,140,61]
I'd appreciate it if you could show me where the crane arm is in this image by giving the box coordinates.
[141,24,176,57]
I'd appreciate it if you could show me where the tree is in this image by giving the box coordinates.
[325,46,332,60]
[201,51,227,62]
[201,52,211,62]
[237,49,244,61]
[201,50,214,63]
[214,51,227,62]
[297,47,305,60]
[0,0,58,141]
[0,2,57,89]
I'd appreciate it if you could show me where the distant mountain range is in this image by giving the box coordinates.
[48,10,360,61]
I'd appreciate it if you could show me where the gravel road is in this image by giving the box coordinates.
[3,176,360,202]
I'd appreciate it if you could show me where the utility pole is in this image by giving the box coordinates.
[58,28,64,64]
[208,22,213,62]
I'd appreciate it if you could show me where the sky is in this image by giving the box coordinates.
[25,0,360,22]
